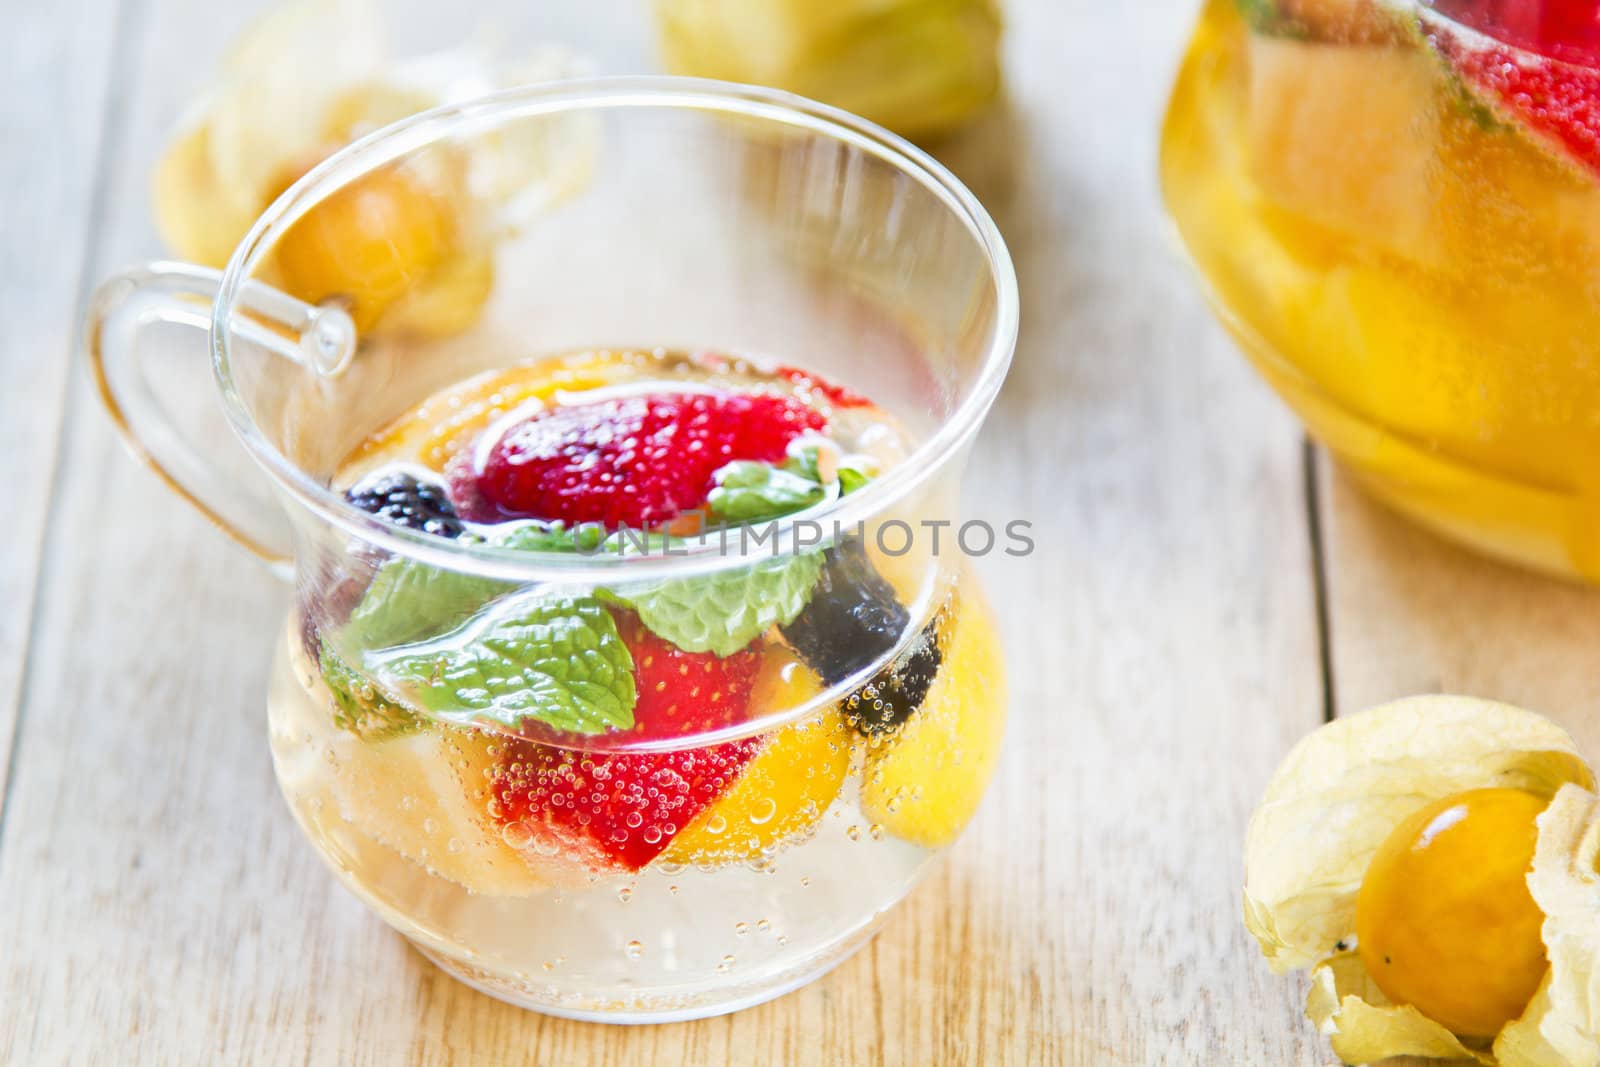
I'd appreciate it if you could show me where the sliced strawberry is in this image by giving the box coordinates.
[489,613,764,872]
[1432,1,1600,65]
[1430,0,1600,177]
[619,614,763,739]
[467,390,825,529]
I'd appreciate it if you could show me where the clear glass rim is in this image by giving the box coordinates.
[213,75,1019,583]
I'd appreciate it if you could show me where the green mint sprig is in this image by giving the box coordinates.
[614,551,825,657]
[373,593,636,736]
[320,643,421,740]
[342,522,601,650]
[706,444,874,524]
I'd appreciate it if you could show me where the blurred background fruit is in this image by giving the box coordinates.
[151,0,591,338]
[653,0,1003,141]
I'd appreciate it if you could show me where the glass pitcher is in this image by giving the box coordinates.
[85,78,1018,1021]
[1163,0,1600,581]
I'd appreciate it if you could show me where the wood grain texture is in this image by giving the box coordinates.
[1319,454,1600,750]
[0,0,1340,1064]
[0,0,124,813]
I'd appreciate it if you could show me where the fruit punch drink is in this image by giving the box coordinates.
[270,350,1006,1018]
[1163,0,1600,578]
[86,82,1017,1020]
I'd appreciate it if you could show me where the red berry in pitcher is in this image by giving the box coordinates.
[1431,0,1600,176]
[470,390,825,528]
[489,614,765,872]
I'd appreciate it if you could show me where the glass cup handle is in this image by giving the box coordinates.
[84,260,357,580]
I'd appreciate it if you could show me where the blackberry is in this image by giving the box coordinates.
[344,468,465,538]
[779,539,947,734]
[780,538,909,685]
[844,615,944,734]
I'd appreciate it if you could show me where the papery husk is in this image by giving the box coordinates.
[1308,951,1491,1065]
[1244,696,1592,973]
[1496,785,1600,1067]
[1302,785,1600,1067]
[153,0,590,267]
[154,0,386,265]
[654,0,1002,141]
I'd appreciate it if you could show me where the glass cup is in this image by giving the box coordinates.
[85,78,1018,1021]
[1162,0,1600,580]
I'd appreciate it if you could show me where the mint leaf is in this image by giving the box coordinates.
[707,459,827,523]
[785,444,822,482]
[838,463,871,496]
[706,447,878,524]
[1235,0,1304,36]
[618,551,825,657]
[374,593,635,735]
[498,520,608,554]
[343,522,602,651]
[345,558,511,650]
[320,643,421,739]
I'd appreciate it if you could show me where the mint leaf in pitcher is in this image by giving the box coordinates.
[345,556,510,651]
[616,551,824,657]
[706,445,876,524]
[343,521,603,651]
[319,643,422,740]
[707,457,828,523]
[374,593,636,736]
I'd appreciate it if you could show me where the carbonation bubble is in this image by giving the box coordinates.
[748,797,778,826]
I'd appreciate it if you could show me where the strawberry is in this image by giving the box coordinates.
[466,390,826,529]
[1430,0,1600,177]
[618,613,764,738]
[489,613,764,871]
[1432,0,1600,65]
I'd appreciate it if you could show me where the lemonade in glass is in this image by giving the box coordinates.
[86,80,1018,1020]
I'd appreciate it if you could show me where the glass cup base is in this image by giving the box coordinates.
[409,917,884,1023]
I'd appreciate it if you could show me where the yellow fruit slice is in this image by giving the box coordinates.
[861,585,1006,848]
[344,350,637,473]
[324,723,544,896]
[664,653,852,866]
[1245,36,1443,271]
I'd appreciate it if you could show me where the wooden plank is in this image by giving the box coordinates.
[0,0,124,813]
[0,0,1330,1063]
[1319,454,1600,750]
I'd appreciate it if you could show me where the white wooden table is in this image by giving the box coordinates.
[4,1,1596,1063]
